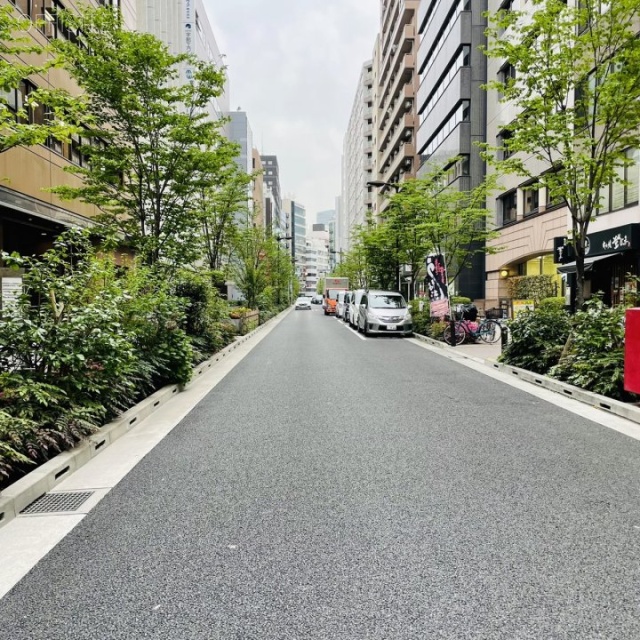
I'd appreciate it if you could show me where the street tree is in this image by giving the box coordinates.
[0,5,83,154]
[485,0,640,308]
[377,163,501,297]
[52,7,238,269]
[231,220,273,310]
[198,167,253,277]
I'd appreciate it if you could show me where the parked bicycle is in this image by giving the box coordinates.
[443,316,502,346]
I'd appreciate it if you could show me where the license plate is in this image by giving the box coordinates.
[386,324,397,330]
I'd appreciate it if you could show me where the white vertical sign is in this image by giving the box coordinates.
[184,0,194,81]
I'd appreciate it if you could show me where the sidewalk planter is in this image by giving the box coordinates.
[228,310,259,335]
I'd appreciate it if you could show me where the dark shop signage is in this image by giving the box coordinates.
[554,223,640,263]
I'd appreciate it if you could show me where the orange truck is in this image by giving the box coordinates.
[323,277,349,316]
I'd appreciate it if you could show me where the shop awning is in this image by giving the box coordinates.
[557,252,622,274]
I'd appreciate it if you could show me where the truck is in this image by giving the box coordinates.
[323,277,349,315]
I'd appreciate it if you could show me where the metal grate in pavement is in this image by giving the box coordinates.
[20,491,94,514]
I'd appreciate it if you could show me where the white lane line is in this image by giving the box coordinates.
[340,320,366,340]
[408,338,640,442]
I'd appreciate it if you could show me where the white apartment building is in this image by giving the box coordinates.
[340,60,375,253]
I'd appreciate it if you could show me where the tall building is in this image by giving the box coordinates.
[251,149,265,227]
[261,155,284,234]
[340,60,375,252]
[316,209,336,227]
[415,0,488,300]
[304,225,330,294]
[371,0,419,216]
[0,0,137,307]
[283,198,307,288]
[136,0,229,122]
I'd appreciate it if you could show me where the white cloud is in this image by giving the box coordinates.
[204,0,378,222]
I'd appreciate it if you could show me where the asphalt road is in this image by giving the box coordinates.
[1,307,640,638]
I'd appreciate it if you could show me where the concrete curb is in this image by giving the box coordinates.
[413,332,640,426]
[0,310,287,529]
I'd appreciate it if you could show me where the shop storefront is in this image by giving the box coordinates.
[554,223,640,307]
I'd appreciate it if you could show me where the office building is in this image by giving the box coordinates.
[415,0,487,300]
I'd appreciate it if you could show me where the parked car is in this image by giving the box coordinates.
[357,290,412,336]
[335,291,347,319]
[342,291,353,321]
[347,289,366,327]
[295,297,312,310]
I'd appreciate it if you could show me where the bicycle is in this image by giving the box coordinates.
[443,317,502,346]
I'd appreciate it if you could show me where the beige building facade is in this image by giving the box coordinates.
[485,0,640,313]
[0,0,137,270]
[371,0,419,216]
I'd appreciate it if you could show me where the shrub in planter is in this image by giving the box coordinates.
[429,320,448,341]
[499,306,570,373]
[121,274,193,388]
[550,298,630,400]
[538,297,566,310]
[409,299,430,335]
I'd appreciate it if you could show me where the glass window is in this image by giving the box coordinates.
[499,191,517,225]
[523,185,539,216]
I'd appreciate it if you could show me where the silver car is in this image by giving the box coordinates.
[295,296,312,310]
[357,290,412,336]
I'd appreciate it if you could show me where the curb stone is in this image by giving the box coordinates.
[413,332,640,427]
[0,310,288,529]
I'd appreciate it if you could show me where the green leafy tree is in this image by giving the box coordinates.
[485,0,640,308]
[0,5,83,154]
[231,222,271,309]
[383,163,501,297]
[198,167,252,275]
[52,7,238,268]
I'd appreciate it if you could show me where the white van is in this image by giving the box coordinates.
[347,289,366,327]
[335,291,347,318]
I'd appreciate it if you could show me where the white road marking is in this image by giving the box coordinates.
[340,320,366,340]
[408,338,640,443]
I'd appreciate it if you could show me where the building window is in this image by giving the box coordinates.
[446,155,470,183]
[498,62,516,96]
[422,101,470,156]
[598,148,639,214]
[421,46,470,121]
[522,184,539,216]
[499,190,517,225]
[10,0,31,16]
[497,129,513,160]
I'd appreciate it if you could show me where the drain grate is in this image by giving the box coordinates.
[21,491,94,515]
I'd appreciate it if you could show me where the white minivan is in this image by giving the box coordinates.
[347,289,366,327]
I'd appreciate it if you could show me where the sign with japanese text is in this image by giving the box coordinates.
[425,254,449,318]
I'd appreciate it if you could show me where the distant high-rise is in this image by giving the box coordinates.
[261,155,284,233]
[341,59,374,252]
[136,0,229,123]
[316,209,336,227]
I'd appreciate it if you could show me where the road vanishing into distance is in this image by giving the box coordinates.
[1,307,640,639]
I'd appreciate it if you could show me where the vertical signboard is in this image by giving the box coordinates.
[184,0,194,82]
[425,254,449,318]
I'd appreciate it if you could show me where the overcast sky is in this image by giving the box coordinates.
[203,0,380,224]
